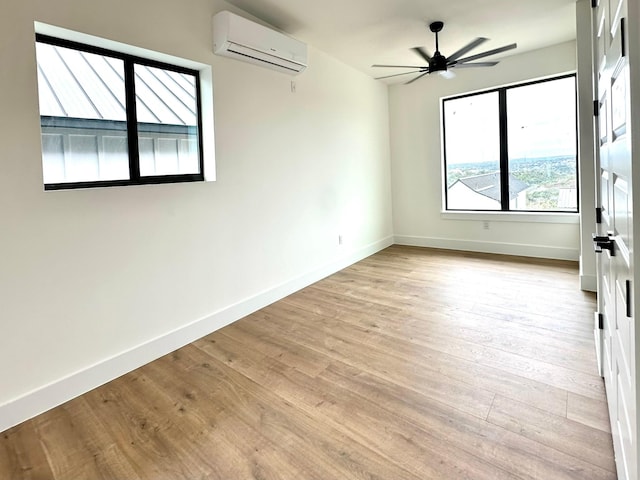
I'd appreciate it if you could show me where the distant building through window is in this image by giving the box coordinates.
[35,34,204,190]
[442,74,578,212]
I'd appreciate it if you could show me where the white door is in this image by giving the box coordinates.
[593,0,635,478]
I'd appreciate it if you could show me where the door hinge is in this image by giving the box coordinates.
[596,207,602,224]
[597,312,604,329]
[626,280,632,318]
[592,0,598,8]
[594,99,599,117]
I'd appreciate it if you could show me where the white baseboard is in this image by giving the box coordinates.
[580,274,597,292]
[0,236,394,434]
[394,235,580,261]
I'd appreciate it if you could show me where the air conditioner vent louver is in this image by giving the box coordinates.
[226,43,306,73]
[213,11,307,75]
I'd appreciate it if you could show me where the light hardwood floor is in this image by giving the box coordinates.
[0,246,614,479]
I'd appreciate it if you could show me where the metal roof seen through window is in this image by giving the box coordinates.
[35,42,197,126]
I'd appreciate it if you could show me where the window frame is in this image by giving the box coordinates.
[442,73,579,213]
[36,34,205,191]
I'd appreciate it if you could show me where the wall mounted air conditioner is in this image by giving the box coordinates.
[213,10,307,75]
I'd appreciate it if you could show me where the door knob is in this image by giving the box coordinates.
[593,233,615,255]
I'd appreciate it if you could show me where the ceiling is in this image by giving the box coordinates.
[224,0,577,84]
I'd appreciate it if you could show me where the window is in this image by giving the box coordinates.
[443,75,577,212]
[35,34,204,190]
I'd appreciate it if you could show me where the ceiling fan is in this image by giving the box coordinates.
[372,21,517,84]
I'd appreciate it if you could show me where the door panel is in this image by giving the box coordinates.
[596,0,608,74]
[592,0,634,478]
[601,169,611,227]
[603,278,614,374]
[614,176,630,257]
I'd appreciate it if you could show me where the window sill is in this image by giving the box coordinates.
[440,211,580,224]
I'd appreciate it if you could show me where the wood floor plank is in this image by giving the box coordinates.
[243,305,498,419]
[320,360,615,480]
[0,422,53,480]
[567,392,612,433]
[181,342,425,480]
[317,292,604,400]
[279,292,604,402]
[220,315,331,377]
[487,394,616,473]
[199,330,613,480]
[165,343,424,480]
[0,245,614,479]
[33,399,142,480]
[278,292,584,414]
[82,374,215,480]
[298,269,595,341]
[261,299,570,417]
[146,358,318,480]
[195,333,521,480]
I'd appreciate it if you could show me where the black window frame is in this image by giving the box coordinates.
[442,73,579,213]
[36,34,205,191]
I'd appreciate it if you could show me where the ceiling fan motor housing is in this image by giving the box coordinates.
[429,52,448,72]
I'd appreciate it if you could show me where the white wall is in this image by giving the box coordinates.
[0,0,393,431]
[390,41,582,262]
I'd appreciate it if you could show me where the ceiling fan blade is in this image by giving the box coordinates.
[375,70,427,80]
[455,43,517,64]
[411,47,432,63]
[447,37,488,62]
[452,61,498,68]
[372,64,428,69]
[405,71,430,84]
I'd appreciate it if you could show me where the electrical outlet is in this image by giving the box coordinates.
[291,81,296,93]
[483,221,490,230]
[338,235,343,245]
